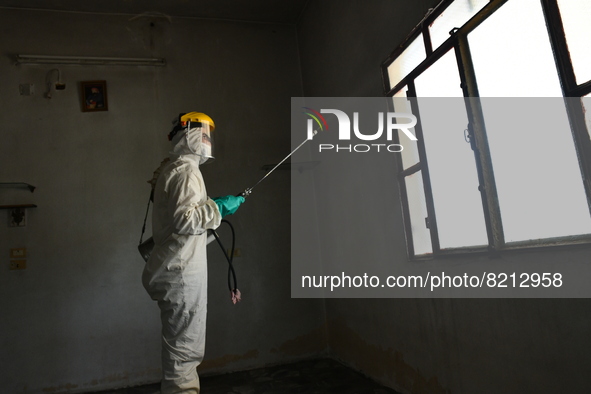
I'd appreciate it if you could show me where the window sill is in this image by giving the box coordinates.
[411,234,591,261]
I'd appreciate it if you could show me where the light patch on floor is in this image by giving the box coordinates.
[329,319,449,394]
[199,349,259,371]
[271,324,328,356]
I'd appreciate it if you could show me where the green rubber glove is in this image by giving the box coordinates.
[212,195,245,217]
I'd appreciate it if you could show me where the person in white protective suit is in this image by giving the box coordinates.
[142,112,245,394]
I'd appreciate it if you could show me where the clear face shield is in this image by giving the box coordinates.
[186,121,214,165]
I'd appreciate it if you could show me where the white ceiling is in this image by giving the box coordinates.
[0,0,309,24]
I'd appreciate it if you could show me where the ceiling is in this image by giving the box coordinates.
[0,0,309,24]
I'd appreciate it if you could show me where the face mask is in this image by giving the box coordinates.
[186,125,214,165]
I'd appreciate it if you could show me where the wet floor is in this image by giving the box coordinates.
[93,358,400,394]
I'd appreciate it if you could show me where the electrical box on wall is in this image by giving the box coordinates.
[19,83,34,96]
[10,260,26,270]
[10,248,26,258]
[9,248,27,270]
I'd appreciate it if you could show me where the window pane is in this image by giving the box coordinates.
[468,0,563,97]
[414,51,488,249]
[405,171,432,255]
[414,49,462,97]
[392,91,420,170]
[387,35,425,90]
[557,0,591,85]
[481,98,591,242]
[429,0,489,50]
[413,99,488,249]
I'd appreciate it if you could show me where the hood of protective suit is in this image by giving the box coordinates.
[170,126,213,165]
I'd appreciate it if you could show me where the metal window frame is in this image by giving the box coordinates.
[382,0,591,260]
[541,0,591,217]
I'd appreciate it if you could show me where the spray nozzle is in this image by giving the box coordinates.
[237,189,252,198]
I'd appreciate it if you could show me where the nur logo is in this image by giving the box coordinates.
[303,107,418,153]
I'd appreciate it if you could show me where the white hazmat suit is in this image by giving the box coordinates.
[143,125,221,394]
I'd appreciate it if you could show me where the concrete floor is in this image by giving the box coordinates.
[93,358,400,394]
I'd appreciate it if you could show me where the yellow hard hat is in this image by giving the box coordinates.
[180,112,215,131]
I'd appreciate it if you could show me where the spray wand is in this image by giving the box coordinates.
[238,129,317,197]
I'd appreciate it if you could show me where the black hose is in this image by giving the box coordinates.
[139,190,154,245]
[211,219,238,292]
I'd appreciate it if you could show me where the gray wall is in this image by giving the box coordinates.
[0,8,325,393]
[297,1,591,393]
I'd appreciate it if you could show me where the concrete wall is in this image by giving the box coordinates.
[0,8,326,393]
[297,1,591,393]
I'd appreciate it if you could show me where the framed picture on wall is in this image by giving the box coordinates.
[81,80,108,112]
